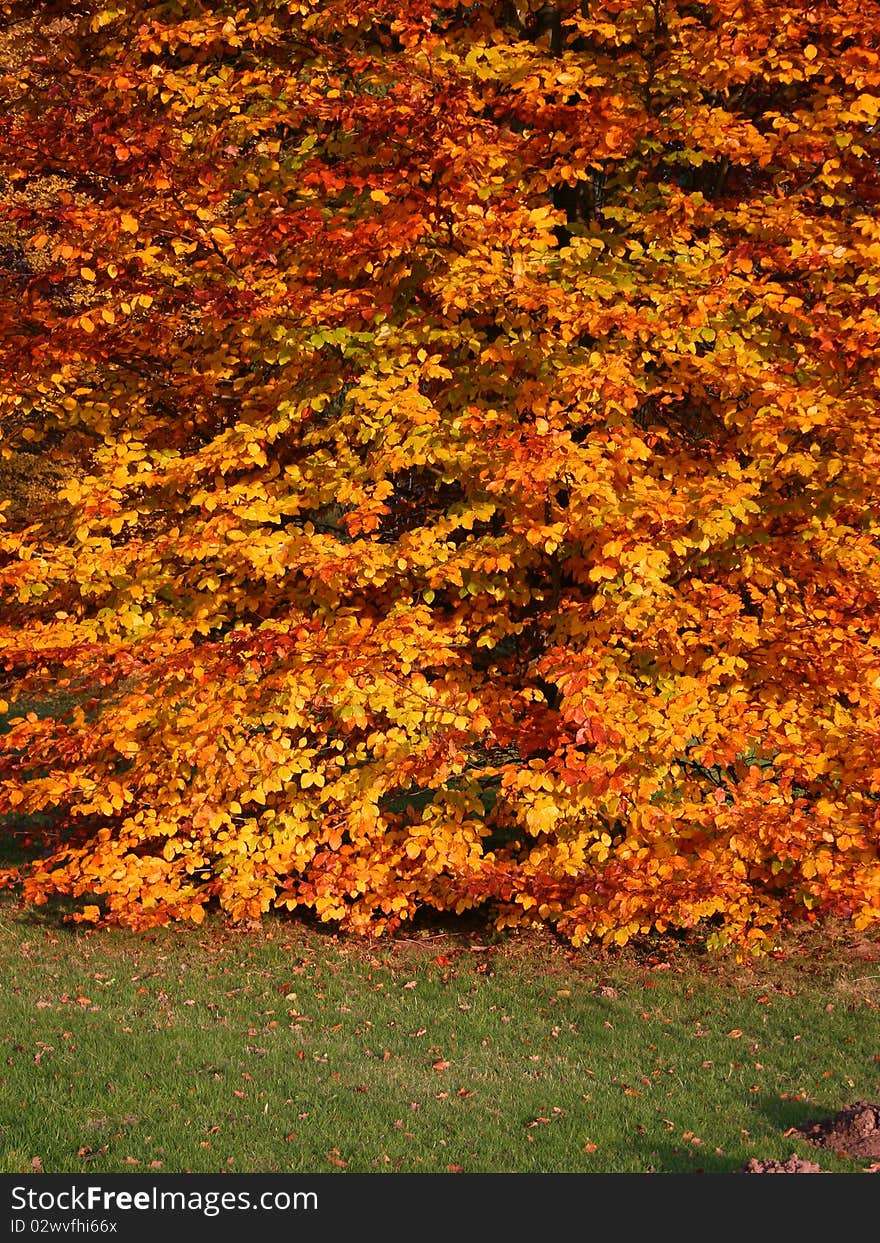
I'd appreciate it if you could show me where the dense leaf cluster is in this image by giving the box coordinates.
[1,1,879,949]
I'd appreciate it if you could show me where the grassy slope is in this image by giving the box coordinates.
[0,898,878,1174]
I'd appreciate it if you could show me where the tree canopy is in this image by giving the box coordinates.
[1,1,879,951]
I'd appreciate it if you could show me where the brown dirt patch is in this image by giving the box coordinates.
[848,940,880,962]
[797,1102,880,1159]
[740,1154,824,1173]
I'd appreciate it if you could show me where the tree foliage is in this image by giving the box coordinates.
[1,0,879,950]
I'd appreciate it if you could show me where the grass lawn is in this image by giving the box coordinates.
[1,896,878,1174]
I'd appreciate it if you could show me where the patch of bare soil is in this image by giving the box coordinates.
[848,940,880,962]
[740,1154,824,1173]
[797,1102,880,1159]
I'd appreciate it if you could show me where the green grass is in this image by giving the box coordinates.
[1,898,878,1174]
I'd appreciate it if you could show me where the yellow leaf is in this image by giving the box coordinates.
[120,213,138,234]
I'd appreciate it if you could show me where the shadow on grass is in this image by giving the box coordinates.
[623,1138,740,1173]
[753,1091,834,1134]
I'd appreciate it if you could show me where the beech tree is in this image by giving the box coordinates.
[1,1,879,950]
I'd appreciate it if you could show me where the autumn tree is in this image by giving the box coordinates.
[1,0,879,951]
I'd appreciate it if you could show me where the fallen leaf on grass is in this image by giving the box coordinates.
[31,1157,43,1173]
[433,1059,450,1072]
[583,1143,597,1154]
[327,1149,347,1168]
[447,1164,463,1173]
